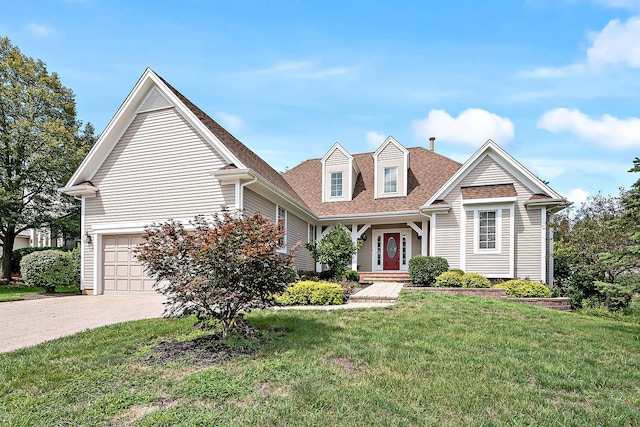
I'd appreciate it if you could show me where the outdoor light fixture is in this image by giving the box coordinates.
[83,232,92,244]
[361,234,367,241]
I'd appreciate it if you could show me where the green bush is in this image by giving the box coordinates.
[461,272,491,288]
[344,270,360,282]
[20,250,76,293]
[408,255,449,287]
[494,280,551,298]
[276,281,345,306]
[298,270,320,281]
[12,246,74,274]
[434,270,464,287]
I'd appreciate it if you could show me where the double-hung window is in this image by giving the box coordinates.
[330,172,343,197]
[478,210,497,250]
[383,167,398,194]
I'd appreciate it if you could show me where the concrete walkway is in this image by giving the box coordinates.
[348,282,404,303]
[0,295,166,354]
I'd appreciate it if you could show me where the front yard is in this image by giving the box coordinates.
[0,284,78,302]
[1,292,639,426]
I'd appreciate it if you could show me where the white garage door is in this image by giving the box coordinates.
[103,235,156,294]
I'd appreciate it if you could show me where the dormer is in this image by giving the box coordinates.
[321,142,360,203]
[373,136,409,199]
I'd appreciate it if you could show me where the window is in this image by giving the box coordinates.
[376,235,382,266]
[478,210,496,250]
[330,172,343,197]
[383,167,398,194]
[277,206,287,248]
[401,234,407,266]
[308,224,316,243]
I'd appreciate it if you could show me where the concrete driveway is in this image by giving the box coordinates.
[0,295,166,354]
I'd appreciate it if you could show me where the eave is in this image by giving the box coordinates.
[58,184,99,198]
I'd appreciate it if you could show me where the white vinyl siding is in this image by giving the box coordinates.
[378,142,404,161]
[433,210,461,269]
[244,188,277,221]
[326,148,349,166]
[374,139,408,198]
[433,154,545,281]
[83,107,236,290]
[86,108,234,223]
[287,214,315,271]
[514,207,542,280]
[465,208,512,277]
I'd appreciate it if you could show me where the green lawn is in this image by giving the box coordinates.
[0,284,79,302]
[1,292,640,426]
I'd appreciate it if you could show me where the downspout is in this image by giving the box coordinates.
[238,175,258,211]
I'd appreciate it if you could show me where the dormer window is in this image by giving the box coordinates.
[321,143,359,203]
[383,167,398,194]
[373,136,409,199]
[330,172,343,197]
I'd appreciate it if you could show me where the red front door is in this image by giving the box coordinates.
[383,233,400,270]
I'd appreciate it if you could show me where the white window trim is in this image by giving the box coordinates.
[330,171,343,198]
[383,166,398,194]
[474,209,502,254]
[276,205,287,253]
[460,202,515,278]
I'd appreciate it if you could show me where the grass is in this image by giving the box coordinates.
[0,284,79,302]
[1,292,640,426]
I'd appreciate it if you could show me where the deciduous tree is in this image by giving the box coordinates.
[0,37,86,279]
[135,209,297,337]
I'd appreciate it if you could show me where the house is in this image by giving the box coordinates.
[61,69,568,295]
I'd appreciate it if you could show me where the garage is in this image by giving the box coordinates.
[103,235,155,294]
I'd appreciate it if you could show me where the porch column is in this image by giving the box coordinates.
[350,224,371,271]
[350,224,358,271]
[422,220,428,255]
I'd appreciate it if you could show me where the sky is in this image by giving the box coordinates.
[2,0,640,205]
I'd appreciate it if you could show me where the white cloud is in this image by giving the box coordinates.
[537,108,640,149]
[587,17,640,67]
[413,108,515,147]
[26,23,55,37]
[253,60,353,80]
[365,131,385,148]
[214,112,246,133]
[563,188,590,205]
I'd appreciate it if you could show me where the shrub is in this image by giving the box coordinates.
[12,246,74,274]
[20,250,76,293]
[461,272,491,288]
[276,281,345,306]
[344,270,360,282]
[494,280,551,298]
[135,209,297,337]
[298,270,320,281]
[434,270,464,287]
[408,255,449,286]
[305,224,362,279]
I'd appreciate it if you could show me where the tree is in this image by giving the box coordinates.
[305,224,362,279]
[134,209,298,337]
[552,191,638,308]
[0,37,86,280]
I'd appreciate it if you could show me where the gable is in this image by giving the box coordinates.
[86,107,235,223]
[423,140,565,209]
